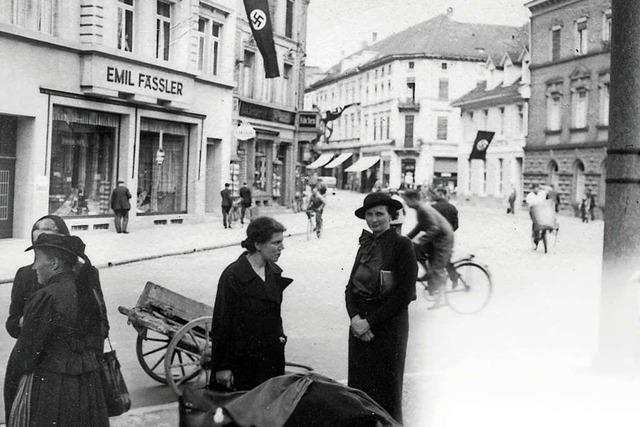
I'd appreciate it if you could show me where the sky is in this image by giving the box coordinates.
[305,0,531,71]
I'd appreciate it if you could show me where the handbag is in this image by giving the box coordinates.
[100,337,131,417]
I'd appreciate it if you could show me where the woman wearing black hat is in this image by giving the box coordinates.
[7,234,109,426]
[346,192,418,423]
[4,216,109,423]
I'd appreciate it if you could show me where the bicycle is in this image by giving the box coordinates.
[305,210,321,239]
[416,254,492,314]
[228,199,242,227]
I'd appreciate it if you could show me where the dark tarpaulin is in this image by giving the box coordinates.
[179,372,401,427]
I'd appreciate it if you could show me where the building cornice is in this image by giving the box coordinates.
[523,141,607,151]
[530,49,611,71]
[453,91,525,109]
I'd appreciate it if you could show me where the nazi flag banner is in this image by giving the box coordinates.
[243,0,280,78]
[469,130,496,161]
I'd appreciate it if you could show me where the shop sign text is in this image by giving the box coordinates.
[106,66,184,96]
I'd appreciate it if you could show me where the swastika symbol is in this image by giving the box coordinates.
[250,9,267,30]
[477,139,489,151]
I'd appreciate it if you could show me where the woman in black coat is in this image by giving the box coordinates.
[346,192,418,423]
[4,215,108,423]
[209,216,293,391]
[8,233,109,426]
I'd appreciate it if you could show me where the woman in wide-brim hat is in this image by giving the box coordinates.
[7,233,109,427]
[345,192,418,423]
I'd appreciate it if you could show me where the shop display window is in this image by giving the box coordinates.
[254,141,268,192]
[137,119,189,214]
[49,107,118,217]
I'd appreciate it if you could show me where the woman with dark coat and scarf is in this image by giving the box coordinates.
[209,216,293,391]
[4,216,108,424]
[8,233,109,426]
[346,192,418,423]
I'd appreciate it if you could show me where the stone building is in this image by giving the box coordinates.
[525,0,611,216]
[304,13,526,193]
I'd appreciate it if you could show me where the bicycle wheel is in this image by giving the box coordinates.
[445,262,492,314]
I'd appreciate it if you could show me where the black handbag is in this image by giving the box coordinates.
[100,337,131,417]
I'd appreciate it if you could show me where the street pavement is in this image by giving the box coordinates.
[2,191,640,426]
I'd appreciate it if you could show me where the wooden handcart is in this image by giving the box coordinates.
[119,281,312,396]
[118,282,213,396]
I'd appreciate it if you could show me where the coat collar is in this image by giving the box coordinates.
[233,252,284,282]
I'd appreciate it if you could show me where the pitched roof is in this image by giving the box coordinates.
[451,78,524,108]
[307,15,528,91]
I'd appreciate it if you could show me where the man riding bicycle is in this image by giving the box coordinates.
[402,189,454,299]
[306,186,326,237]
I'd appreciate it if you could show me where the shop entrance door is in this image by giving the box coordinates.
[0,158,15,238]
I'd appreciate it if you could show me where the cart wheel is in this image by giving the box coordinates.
[165,316,213,396]
[136,329,172,384]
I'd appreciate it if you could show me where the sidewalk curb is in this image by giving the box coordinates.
[0,230,310,285]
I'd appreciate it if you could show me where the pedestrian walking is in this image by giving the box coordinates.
[346,192,417,423]
[507,186,517,214]
[7,233,109,427]
[239,182,252,224]
[588,191,597,221]
[432,187,459,231]
[210,217,292,391]
[221,183,233,229]
[580,194,591,223]
[110,180,132,233]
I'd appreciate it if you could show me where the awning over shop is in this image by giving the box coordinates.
[306,153,334,169]
[324,152,353,168]
[345,156,380,172]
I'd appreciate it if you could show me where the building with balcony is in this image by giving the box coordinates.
[303,13,526,193]
[525,0,611,216]
[451,41,530,206]
[231,0,311,208]
[0,0,240,238]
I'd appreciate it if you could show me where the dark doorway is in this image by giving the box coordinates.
[0,116,17,238]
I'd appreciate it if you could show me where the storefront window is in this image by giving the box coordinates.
[49,107,118,217]
[137,118,188,214]
[254,140,268,192]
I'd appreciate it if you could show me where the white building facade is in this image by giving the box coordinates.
[304,15,526,193]
[452,49,530,205]
[0,0,241,238]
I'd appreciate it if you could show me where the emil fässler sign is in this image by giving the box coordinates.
[106,66,184,96]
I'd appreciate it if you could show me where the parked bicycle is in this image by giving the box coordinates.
[417,254,492,314]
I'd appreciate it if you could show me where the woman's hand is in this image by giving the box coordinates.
[359,330,375,342]
[350,315,371,337]
[215,370,234,390]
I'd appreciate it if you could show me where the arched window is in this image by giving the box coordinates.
[548,160,559,188]
[572,160,586,203]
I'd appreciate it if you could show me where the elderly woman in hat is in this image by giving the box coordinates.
[7,234,109,427]
[4,216,108,423]
[345,192,418,423]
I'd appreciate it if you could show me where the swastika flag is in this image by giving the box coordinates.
[243,0,280,78]
[469,130,495,161]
